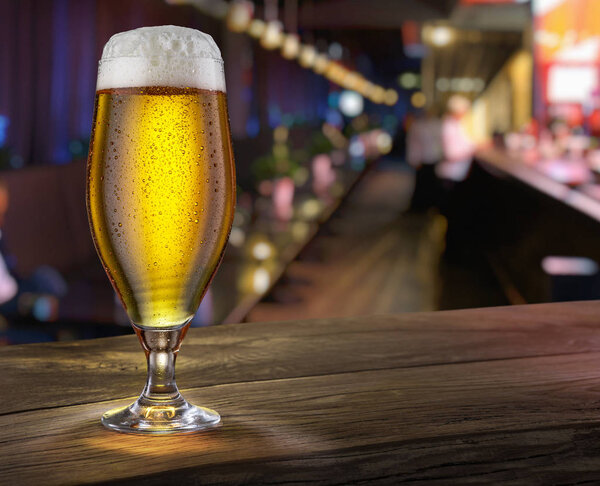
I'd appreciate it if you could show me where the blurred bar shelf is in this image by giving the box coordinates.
[3,301,600,483]
[211,158,374,325]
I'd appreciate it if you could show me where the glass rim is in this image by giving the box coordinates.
[99,56,224,64]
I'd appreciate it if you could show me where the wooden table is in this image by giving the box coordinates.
[4,301,600,484]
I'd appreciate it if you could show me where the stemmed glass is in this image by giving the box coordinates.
[86,26,235,434]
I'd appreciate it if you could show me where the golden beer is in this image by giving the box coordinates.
[87,86,235,328]
[89,25,231,434]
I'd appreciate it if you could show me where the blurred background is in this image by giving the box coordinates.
[1,0,599,344]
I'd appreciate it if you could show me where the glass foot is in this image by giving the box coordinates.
[101,395,221,434]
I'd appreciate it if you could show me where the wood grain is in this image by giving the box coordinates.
[3,301,600,484]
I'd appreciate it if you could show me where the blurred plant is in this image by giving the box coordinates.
[0,148,12,170]
[0,147,23,170]
[307,132,334,157]
[252,142,301,183]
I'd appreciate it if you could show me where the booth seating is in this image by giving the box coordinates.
[0,161,115,324]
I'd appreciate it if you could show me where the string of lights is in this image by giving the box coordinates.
[167,0,399,106]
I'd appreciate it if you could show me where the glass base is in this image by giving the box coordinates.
[101,395,221,435]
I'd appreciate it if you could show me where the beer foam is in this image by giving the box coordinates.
[97,26,225,92]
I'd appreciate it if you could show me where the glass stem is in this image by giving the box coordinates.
[133,323,190,403]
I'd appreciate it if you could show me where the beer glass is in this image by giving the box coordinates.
[86,26,235,434]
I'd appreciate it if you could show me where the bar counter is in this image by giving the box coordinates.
[3,301,600,484]
[447,149,600,304]
[476,147,600,222]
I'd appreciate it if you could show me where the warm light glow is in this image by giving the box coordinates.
[293,166,309,185]
[247,19,266,38]
[281,34,300,59]
[548,65,598,103]
[260,21,284,49]
[354,77,369,95]
[436,77,450,92]
[398,72,418,89]
[143,406,176,420]
[359,81,375,98]
[252,241,274,260]
[325,63,349,85]
[313,54,330,74]
[272,143,289,159]
[343,72,362,91]
[291,221,311,241]
[299,45,317,68]
[300,198,323,220]
[322,123,348,148]
[384,89,399,106]
[226,1,253,33]
[429,26,454,46]
[457,78,474,91]
[273,125,288,143]
[447,94,470,115]
[252,267,271,293]
[411,91,427,108]
[228,227,245,247]
[376,132,393,154]
[368,86,386,104]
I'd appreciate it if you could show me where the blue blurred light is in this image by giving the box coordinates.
[349,138,365,158]
[242,86,253,103]
[404,44,427,58]
[246,117,260,138]
[382,114,399,133]
[349,137,366,170]
[325,109,343,128]
[33,297,53,322]
[9,155,24,169]
[69,140,84,156]
[281,114,294,127]
[328,92,340,109]
[339,91,364,117]
[0,116,9,148]
[350,157,366,171]
[268,105,282,128]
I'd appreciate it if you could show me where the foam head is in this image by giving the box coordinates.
[97,26,225,92]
